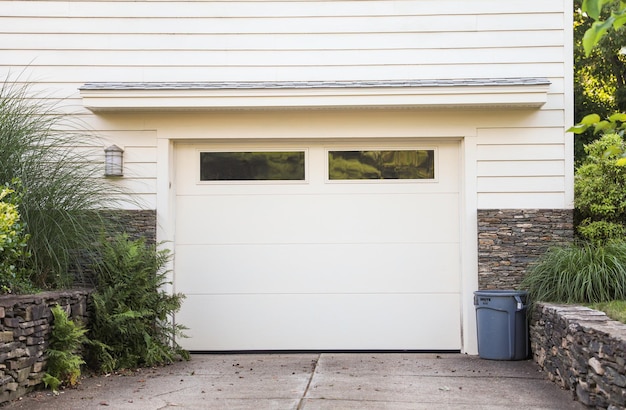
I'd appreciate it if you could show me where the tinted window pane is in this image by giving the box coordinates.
[200,151,305,181]
[329,150,434,180]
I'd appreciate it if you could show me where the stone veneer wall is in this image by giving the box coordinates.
[101,209,157,245]
[477,209,574,289]
[71,209,157,287]
[0,290,90,404]
[531,303,626,409]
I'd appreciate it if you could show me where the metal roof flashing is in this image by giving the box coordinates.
[79,78,551,112]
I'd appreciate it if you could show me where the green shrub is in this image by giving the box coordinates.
[575,133,626,243]
[0,79,125,289]
[87,235,188,373]
[0,180,33,294]
[520,240,626,303]
[43,305,88,392]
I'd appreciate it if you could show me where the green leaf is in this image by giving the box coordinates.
[585,0,616,19]
[616,157,626,166]
[583,0,605,19]
[609,112,626,122]
[594,120,611,134]
[567,124,590,134]
[581,113,602,124]
[603,145,623,158]
[613,8,626,29]
[583,18,615,56]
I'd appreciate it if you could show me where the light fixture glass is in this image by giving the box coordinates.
[104,145,124,177]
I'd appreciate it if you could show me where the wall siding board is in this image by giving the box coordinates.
[476,127,566,144]
[6,31,566,51]
[3,1,566,18]
[477,161,565,177]
[477,193,566,209]
[1,64,568,83]
[477,176,565,193]
[477,145,564,161]
[4,48,566,67]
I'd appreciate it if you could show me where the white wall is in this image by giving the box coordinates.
[0,0,573,210]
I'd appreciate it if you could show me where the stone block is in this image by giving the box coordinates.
[3,318,20,328]
[4,382,18,392]
[29,304,48,321]
[10,357,36,371]
[31,361,45,373]
[15,367,30,383]
[0,331,14,343]
[589,357,604,375]
[16,326,35,337]
[26,336,44,346]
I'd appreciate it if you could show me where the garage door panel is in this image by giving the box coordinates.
[175,243,460,294]
[177,293,462,351]
[174,140,461,350]
[176,193,459,244]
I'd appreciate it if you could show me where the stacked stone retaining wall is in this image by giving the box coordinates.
[531,303,626,409]
[0,290,90,404]
[477,209,574,289]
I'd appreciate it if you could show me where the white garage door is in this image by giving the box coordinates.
[174,140,461,351]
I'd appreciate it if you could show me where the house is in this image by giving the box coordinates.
[2,1,574,354]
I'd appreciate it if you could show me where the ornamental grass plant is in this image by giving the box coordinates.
[521,240,626,304]
[0,78,124,289]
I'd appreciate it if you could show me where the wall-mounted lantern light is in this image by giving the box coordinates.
[104,145,124,177]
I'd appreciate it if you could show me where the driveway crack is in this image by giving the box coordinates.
[296,353,320,410]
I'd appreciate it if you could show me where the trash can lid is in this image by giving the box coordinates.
[473,290,528,297]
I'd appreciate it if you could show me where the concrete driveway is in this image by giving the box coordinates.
[4,353,584,409]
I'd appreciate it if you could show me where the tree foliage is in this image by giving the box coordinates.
[575,133,626,242]
[581,0,626,57]
[574,0,626,162]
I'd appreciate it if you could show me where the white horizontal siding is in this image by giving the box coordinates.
[1,13,564,34]
[477,144,564,161]
[5,31,565,51]
[6,48,565,67]
[2,64,569,84]
[2,1,567,19]
[0,0,568,83]
[476,125,570,208]
[477,192,566,209]
[0,0,571,210]
[477,161,565,177]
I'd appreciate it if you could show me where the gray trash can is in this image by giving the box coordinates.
[473,290,529,360]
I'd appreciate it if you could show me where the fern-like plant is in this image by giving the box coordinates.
[44,305,87,392]
[87,234,188,373]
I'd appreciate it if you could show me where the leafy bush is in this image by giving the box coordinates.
[520,241,626,303]
[43,305,88,392]
[0,79,124,289]
[0,180,33,294]
[87,235,188,373]
[574,133,626,242]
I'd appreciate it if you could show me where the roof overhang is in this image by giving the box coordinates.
[79,78,550,112]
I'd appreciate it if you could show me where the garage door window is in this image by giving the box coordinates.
[200,151,305,181]
[328,149,434,180]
